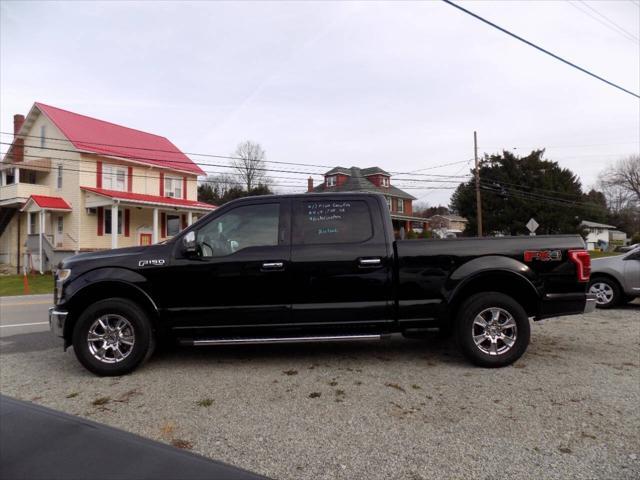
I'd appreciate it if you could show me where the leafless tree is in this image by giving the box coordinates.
[232,141,268,191]
[600,155,640,206]
[207,173,240,197]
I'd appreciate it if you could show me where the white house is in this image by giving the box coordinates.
[580,220,618,251]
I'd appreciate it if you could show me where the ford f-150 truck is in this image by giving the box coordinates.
[49,193,596,376]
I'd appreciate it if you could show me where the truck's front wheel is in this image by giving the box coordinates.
[72,298,154,376]
[455,292,530,368]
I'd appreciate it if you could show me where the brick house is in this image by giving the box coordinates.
[0,102,215,272]
[307,166,427,235]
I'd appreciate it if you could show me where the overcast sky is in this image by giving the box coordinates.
[1,0,638,207]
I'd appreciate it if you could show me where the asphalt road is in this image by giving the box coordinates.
[0,294,52,338]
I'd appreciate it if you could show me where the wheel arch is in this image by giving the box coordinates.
[589,272,623,290]
[447,270,541,319]
[63,281,160,346]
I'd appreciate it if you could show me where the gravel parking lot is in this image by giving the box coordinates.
[1,303,639,480]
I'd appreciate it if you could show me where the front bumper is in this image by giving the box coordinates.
[537,293,597,320]
[48,307,68,338]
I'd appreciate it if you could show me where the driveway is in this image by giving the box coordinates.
[1,297,638,480]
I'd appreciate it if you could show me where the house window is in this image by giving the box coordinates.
[397,198,404,213]
[385,197,392,211]
[104,209,123,235]
[57,164,63,189]
[40,125,46,148]
[164,176,182,198]
[326,176,336,187]
[166,214,181,236]
[381,176,389,187]
[102,165,128,191]
[57,216,63,234]
[29,212,37,234]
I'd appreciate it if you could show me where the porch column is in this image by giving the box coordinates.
[14,167,20,184]
[187,211,193,226]
[39,210,45,274]
[0,169,5,186]
[152,208,159,244]
[111,203,118,249]
[405,220,411,232]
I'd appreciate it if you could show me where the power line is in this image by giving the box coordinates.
[441,0,640,99]
[568,0,640,44]
[0,132,470,177]
[576,0,640,42]
[0,152,461,191]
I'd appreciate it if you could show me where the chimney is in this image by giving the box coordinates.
[307,176,314,192]
[13,114,25,163]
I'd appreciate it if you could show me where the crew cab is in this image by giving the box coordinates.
[49,193,596,376]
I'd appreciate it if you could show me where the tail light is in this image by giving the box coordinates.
[568,249,591,282]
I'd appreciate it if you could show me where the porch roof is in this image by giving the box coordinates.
[81,186,216,211]
[21,195,72,212]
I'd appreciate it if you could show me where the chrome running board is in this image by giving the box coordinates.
[184,334,385,346]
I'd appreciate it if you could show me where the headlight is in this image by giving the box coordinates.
[57,269,71,282]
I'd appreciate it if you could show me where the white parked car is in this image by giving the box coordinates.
[589,247,640,308]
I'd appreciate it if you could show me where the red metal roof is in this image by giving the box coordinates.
[81,186,216,211]
[35,102,205,176]
[28,195,72,210]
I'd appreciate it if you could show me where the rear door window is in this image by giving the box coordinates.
[295,200,373,245]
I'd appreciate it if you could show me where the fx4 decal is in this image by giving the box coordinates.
[524,250,562,262]
[138,259,166,267]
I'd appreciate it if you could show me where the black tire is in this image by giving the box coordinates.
[588,276,621,309]
[72,298,155,376]
[455,292,530,368]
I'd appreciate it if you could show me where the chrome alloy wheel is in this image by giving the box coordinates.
[589,282,614,306]
[472,307,518,356]
[87,314,135,364]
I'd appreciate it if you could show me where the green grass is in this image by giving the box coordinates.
[589,251,621,259]
[0,274,53,296]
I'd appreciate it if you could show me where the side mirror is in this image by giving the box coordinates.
[183,231,196,254]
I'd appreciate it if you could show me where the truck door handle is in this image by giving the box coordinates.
[358,258,382,267]
[262,262,284,271]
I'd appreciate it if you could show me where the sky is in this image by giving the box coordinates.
[1,0,639,207]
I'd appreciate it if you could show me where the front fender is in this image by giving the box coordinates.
[62,267,157,311]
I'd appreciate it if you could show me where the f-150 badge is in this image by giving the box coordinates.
[138,259,166,267]
[524,250,562,262]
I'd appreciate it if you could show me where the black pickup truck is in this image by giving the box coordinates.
[49,193,595,376]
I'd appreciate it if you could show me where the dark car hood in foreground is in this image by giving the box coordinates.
[0,395,268,480]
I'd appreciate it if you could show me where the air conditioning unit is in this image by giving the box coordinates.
[86,208,97,215]
[166,192,175,198]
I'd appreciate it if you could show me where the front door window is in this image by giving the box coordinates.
[196,203,280,257]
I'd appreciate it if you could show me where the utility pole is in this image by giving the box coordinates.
[474,131,483,237]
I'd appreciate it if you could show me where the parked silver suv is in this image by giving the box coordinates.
[589,247,640,308]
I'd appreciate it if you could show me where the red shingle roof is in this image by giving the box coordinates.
[36,102,205,176]
[28,195,72,210]
[81,186,216,211]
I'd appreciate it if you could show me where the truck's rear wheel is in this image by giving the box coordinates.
[455,292,530,368]
[72,298,154,376]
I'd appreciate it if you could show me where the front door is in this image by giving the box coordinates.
[161,199,292,329]
[139,233,152,246]
[289,196,393,328]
